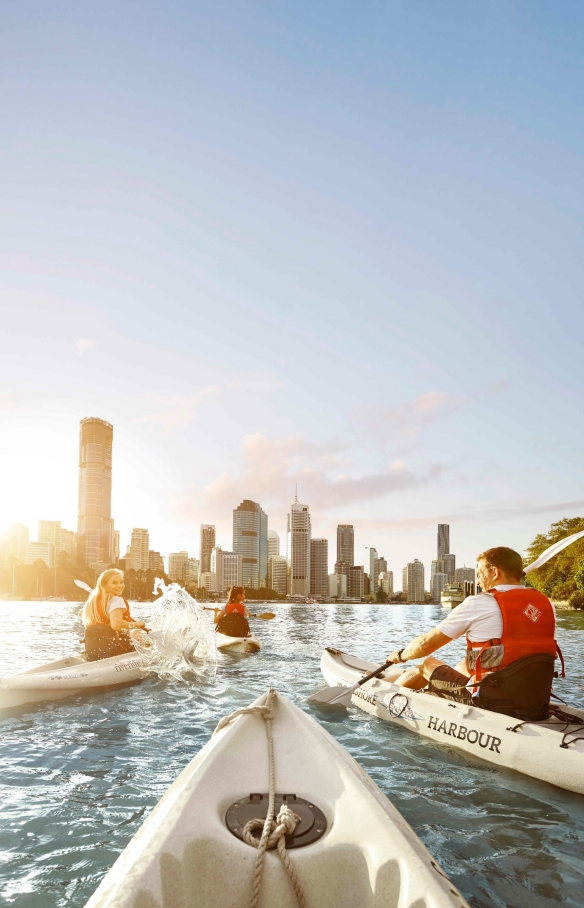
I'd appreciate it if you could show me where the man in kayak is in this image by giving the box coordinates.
[388,547,559,708]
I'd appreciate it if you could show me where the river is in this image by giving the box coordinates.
[1,600,583,908]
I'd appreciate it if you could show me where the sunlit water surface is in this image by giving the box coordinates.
[1,601,584,908]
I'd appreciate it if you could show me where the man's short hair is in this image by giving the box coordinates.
[477,546,525,579]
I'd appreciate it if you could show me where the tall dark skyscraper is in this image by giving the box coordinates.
[437,524,450,558]
[233,500,268,588]
[200,524,216,575]
[336,525,354,575]
[77,417,114,567]
[310,538,329,597]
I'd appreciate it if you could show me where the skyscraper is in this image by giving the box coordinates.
[440,554,456,582]
[168,551,189,582]
[378,556,388,575]
[431,572,448,602]
[437,524,450,559]
[130,528,149,571]
[148,550,165,573]
[403,559,425,602]
[287,496,311,597]
[310,538,329,597]
[77,417,114,567]
[268,530,280,559]
[347,565,364,599]
[233,500,268,588]
[200,525,216,575]
[336,525,354,575]
[368,547,379,593]
[39,520,77,561]
[210,547,243,592]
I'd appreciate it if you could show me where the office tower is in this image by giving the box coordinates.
[440,554,456,582]
[347,565,364,599]
[455,566,476,594]
[268,555,288,595]
[368,547,379,593]
[149,551,165,573]
[26,541,55,568]
[437,524,450,559]
[130,528,149,571]
[168,551,189,582]
[431,572,448,602]
[378,556,388,575]
[287,496,311,597]
[404,559,425,602]
[336,525,354,572]
[402,566,408,598]
[431,560,438,578]
[200,525,216,575]
[77,417,114,567]
[379,571,394,596]
[199,572,212,591]
[310,538,329,597]
[233,500,268,588]
[38,520,61,550]
[39,520,77,562]
[1,523,29,563]
[268,530,280,559]
[187,558,199,583]
[113,530,120,565]
[329,573,347,598]
[210,547,243,593]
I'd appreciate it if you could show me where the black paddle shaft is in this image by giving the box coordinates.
[357,659,394,687]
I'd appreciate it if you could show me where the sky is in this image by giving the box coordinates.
[1,1,583,579]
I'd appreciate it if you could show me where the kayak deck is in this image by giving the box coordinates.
[84,690,469,908]
[320,648,584,795]
[215,633,261,653]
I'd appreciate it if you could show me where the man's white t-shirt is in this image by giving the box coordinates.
[106,595,126,614]
[436,585,555,643]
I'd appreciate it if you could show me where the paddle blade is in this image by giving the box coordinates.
[308,686,352,707]
[257,612,275,620]
[524,530,584,574]
[74,579,92,593]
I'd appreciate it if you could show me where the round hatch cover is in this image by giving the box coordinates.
[225,793,327,849]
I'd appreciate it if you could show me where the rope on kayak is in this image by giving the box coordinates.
[213,689,308,908]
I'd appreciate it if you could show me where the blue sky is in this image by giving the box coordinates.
[1,1,583,577]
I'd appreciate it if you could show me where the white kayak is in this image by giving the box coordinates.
[320,648,584,796]
[0,651,144,711]
[84,689,469,908]
[216,632,261,654]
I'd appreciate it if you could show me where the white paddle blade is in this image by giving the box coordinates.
[308,686,353,707]
[524,530,584,575]
[74,579,92,593]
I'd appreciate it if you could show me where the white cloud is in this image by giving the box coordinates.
[136,385,220,432]
[355,391,468,448]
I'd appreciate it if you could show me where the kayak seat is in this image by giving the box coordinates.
[216,612,251,638]
[476,653,555,721]
[84,625,135,662]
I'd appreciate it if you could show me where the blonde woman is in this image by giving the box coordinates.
[82,569,146,662]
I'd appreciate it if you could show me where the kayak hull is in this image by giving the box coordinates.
[215,632,261,654]
[320,648,584,796]
[0,652,144,711]
[84,690,469,908]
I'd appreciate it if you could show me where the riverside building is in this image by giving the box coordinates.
[287,496,311,597]
[168,551,189,582]
[336,525,354,575]
[199,525,216,576]
[233,500,268,589]
[77,417,114,567]
[347,565,364,599]
[368,547,379,593]
[310,538,329,598]
[268,554,288,595]
[210,547,243,593]
[403,559,425,602]
[268,530,280,559]
[130,528,149,571]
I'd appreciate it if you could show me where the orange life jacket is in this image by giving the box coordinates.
[466,587,562,682]
[92,594,133,627]
[225,602,246,616]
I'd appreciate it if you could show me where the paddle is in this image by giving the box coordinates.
[523,530,584,574]
[203,607,275,620]
[308,659,397,707]
[74,579,92,593]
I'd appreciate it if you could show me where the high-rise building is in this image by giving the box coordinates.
[378,556,388,575]
[26,541,55,568]
[336,525,354,572]
[329,573,347,598]
[168,551,189,582]
[1,523,29,563]
[77,417,114,567]
[39,520,77,562]
[187,558,199,584]
[368,547,379,593]
[268,555,288,595]
[347,565,364,599]
[210,547,243,593]
[439,554,456,582]
[287,497,311,597]
[431,572,448,602]
[310,538,329,597]
[403,559,425,602]
[455,566,476,594]
[233,500,268,588]
[200,525,216,575]
[149,551,165,574]
[130,528,149,571]
[268,530,280,559]
[437,524,450,559]
[379,571,394,596]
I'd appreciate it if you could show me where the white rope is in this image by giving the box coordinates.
[213,689,309,908]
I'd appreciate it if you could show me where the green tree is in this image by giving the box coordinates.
[575,559,584,591]
[375,588,388,603]
[524,517,584,601]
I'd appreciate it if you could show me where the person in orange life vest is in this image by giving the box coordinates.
[213,586,251,625]
[82,568,147,662]
[387,547,557,704]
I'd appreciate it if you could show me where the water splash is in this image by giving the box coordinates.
[132,581,217,682]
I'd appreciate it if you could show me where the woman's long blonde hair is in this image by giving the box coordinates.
[82,569,125,626]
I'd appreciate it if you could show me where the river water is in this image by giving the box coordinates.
[1,601,583,908]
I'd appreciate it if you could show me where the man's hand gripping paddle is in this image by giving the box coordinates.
[308,659,398,707]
